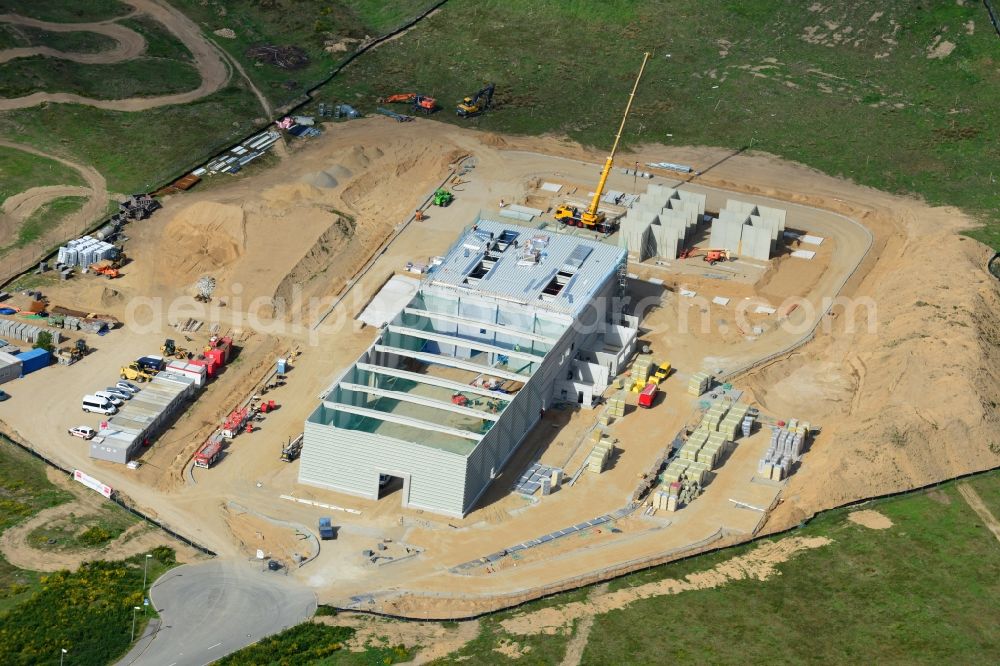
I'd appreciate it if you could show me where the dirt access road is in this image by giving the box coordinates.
[0,0,229,111]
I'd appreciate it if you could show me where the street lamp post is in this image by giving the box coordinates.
[131,606,141,642]
[60,648,67,666]
[142,553,152,612]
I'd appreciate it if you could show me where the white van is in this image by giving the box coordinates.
[94,391,124,407]
[82,394,117,415]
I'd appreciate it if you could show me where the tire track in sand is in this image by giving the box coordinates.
[0,11,146,65]
[0,0,229,111]
[0,139,108,253]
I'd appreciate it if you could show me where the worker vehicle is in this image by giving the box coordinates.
[120,363,155,382]
[456,82,495,117]
[136,355,165,373]
[82,394,117,415]
[318,517,335,540]
[0,390,8,402]
[193,437,223,469]
[68,426,97,440]
[432,189,454,207]
[554,53,650,234]
[280,434,303,462]
[104,387,131,401]
[652,362,671,383]
[94,390,124,407]
[116,381,140,394]
[380,92,437,113]
[638,382,658,408]
[160,338,188,359]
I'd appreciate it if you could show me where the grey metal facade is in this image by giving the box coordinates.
[299,221,628,517]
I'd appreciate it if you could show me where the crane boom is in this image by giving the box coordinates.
[586,51,651,219]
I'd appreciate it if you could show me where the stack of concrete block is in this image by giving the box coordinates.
[57,236,117,268]
[607,391,626,418]
[759,421,810,480]
[587,439,614,473]
[688,371,712,396]
[0,320,61,344]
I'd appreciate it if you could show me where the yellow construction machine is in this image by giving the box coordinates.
[555,52,650,234]
[120,363,155,382]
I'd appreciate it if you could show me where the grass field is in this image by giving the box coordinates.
[170,0,440,109]
[0,23,117,53]
[317,0,1000,250]
[0,147,84,206]
[215,623,414,666]
[0,54,201,99]
[0,438,177,665]
[0,0,130,23]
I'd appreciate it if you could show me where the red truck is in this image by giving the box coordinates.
[193,435,224,468]
[638,382,658,408]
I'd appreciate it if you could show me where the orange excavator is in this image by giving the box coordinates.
[679,247,732,265]
[379,93,437,114]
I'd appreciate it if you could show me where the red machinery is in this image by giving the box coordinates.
[638,382,658,408]
[380,92,436,113]
[193,435,224,468]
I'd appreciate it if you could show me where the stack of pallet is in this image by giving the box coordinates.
[718,403,750,440]
[587,437,614,473]
[607,391,626,417]
[630,354,654,391]
[688,371,712,396]
[758,420,809,481]
[651,481,681,512]
[663,457,709,485]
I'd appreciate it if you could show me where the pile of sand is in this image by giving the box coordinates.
[159,201,246,278]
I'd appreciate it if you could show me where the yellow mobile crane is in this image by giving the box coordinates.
[555,52,651,234]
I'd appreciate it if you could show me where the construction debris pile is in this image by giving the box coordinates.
[759,420,810,481]
[119,194,160,221]
[50,306,120,334]
[709,200,787,261]
[56,236,118,268]
[619,183,706,260]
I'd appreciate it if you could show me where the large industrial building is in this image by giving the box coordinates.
[299,220,637,517]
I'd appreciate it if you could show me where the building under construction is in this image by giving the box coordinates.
[299,219,637,517]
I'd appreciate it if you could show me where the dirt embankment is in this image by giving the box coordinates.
[739,197,1000,530]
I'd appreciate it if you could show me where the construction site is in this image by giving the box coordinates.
[0,54,998,624]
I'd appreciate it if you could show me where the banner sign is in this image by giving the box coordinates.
[73,469,113,499]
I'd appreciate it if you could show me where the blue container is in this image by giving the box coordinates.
[276,357,288,374]
[16,348,51,376]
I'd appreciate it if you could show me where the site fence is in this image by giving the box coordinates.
[0,429,216,557]
[335,462,1000,622]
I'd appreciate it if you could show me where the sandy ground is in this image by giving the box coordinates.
[319,614,480,664]
[0,468,200,571]
[0,118,997,617]
[847,509,893,530]
[0,0,229,111]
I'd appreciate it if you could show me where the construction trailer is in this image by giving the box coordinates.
[0,351,22,385]
[299,219,638,518]
[90,371,197,464]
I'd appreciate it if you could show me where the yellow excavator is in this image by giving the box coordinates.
[555,52,650,234]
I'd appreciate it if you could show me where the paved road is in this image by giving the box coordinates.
[122,560,316,666]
